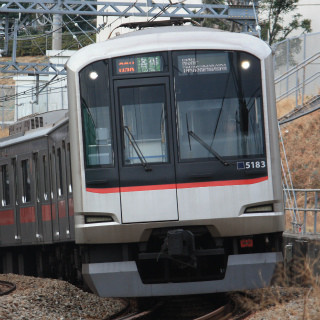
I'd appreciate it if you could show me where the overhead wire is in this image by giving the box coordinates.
[1,1,159,110]
[66,14,95,44]
[2,0,258,105]
[2,1,175,106]
[0,75,66,99]
[0,76,67,103]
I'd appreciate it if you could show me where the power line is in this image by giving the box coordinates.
[0,76,67,103]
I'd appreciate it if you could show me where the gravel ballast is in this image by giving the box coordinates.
[0,274,127,320]
[1,273,320,319]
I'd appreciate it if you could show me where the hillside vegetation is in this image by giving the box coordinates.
[279,105,320,190]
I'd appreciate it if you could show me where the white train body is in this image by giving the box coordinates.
[66,26,284,297]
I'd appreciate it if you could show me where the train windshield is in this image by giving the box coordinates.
[119,85,169,166]
[79,60,113,168]
[173,50,265,161]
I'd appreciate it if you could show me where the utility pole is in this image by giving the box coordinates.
[52,14,62,50]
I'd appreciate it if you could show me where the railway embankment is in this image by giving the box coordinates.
[1,269,320,319]
[0,273,126,319]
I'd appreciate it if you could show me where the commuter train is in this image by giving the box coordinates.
[0,25,284,297]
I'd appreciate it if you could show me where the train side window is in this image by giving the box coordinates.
[33,153,41,202]
[66,143,72,194]
[12,158,18,205]
[42,155,49,201]
[1,164,10,206]
[21,159,31,203]
[50,147,57,200]
[57,148,64,197]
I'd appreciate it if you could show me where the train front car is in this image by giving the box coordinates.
[66,26,284,297]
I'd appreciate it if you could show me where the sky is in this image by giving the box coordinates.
[288,1,320,36]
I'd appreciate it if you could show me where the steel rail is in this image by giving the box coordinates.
[194,301,252,320]
[0,280,16,296]
[194,304,231,320]
[110,301,163,320]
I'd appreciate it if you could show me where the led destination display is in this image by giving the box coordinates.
[178,52,229,75]
[115,55,163,75]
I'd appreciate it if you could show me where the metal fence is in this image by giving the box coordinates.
[273,32,320,110]
[284,189,320,234]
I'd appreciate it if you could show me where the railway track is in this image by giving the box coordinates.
[109,295,251,320]
[110,301,163,320]
[0,280,16,296]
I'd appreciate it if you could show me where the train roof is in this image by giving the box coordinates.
[0,114,68,148]
[67,26,272,73]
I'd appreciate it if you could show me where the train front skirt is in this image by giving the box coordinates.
[82,252,283,297]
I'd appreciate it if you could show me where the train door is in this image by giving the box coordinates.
[65,141,74,240]
[12,158,21,244]
[0,160,15,245]
[49,146,60,241]
[55,141,71,241]
[38,150,53,243]
[33,152,43,242]
[114,78,178,223]
[18,155,36,243]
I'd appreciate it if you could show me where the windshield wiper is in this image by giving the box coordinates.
[123,126,152,171]
[188,130,230,166]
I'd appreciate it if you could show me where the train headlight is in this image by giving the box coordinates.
[89,71,98,80]
[241,60,250,70]
[244,204,273,213]
[85,215,113,224]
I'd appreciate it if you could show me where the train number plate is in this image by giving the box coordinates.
[237,160,266,170]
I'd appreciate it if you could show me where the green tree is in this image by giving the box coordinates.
[259,0,311,45]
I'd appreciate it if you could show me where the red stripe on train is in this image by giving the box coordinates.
[176,176,268,189]
[86,176,268,194]
[20,207,36,223]
[58,200,66,218]
[121,183,176,192]
[42,204,52,221]
[0,210,14,225]
[86,187,120,194]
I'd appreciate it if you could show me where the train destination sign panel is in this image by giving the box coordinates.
[178,52,229,75]
[115,55,164,75]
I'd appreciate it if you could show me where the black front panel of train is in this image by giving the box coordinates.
[79,50,267,189]
[79,60,119,188]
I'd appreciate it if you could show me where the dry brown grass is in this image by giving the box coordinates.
[277,98,297,119]
[278,98,320,231]
[279,109,320,190]
[230,257,320,319]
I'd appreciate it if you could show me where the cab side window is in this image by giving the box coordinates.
[1,164,10,206]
